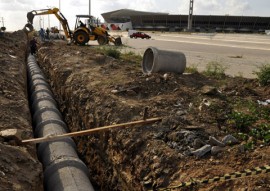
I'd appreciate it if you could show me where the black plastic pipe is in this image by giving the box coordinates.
[27,55,94,191]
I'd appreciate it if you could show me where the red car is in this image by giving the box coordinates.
[130,32,151,39]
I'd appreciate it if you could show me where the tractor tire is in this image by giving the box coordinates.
[74,31,89,45]
[97,36,108,45]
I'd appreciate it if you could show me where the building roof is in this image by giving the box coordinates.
[101,9,168,23]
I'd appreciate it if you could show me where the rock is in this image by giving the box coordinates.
[163,73,169,81]
[143,176,153,188]
[176,111,183,116]
[111,89,118,94]
[0,129,24,142]
[167,132,180,142]
[209,136,225,147]
[193,138,206,149]
[222,134,239,145]
[201,85,218,95]
[155,77,161,83]
[191,144,212,158]
[238,144,246,153]
[0,171,5,177]
[126,89,137,96]
[183,149,192,156]
[211,146,225,155]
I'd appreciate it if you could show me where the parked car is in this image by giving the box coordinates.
[130,32,151,39]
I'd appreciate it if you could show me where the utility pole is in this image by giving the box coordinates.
[1,17,4,27]
[59,0,61,30]
[39,17,42,28]
[188,0,194,31]
[48,15,50,28]
[89,0,91,15]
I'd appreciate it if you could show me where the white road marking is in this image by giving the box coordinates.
[158,34,270,45]
[155,38,270,51]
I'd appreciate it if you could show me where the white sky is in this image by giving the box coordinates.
[0,0,269,31]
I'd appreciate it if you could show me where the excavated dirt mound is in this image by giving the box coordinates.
[0,32,43,190]
[37,41,270,191]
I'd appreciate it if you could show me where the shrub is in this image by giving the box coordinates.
[250,124,270,143]
[120,51,142,64]
[228,111,257,131]
[255,64,270,86]
[104,47,121,59]
[204,61,227,78]
[185,64,198,73]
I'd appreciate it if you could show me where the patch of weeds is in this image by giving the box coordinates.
[104,47,121,59]
[203,61,227,79]
[254,64,270,86]
[250,124,270,143]
[244,140,255,150]
[229,99,270,148]
[94,47,121,59]
[185,64,198,73]
[120,51,142,64]
[234,99,270,121]
[235,72,244,78]
[228,111,257,131]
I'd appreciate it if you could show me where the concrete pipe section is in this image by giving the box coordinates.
[142,47,186,74]
[23,23,34,35]
[27,55,95,191]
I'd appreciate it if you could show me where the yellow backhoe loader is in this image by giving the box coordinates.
[27,8,122,46]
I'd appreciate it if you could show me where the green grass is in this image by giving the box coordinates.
[227,99,270,148]
[254,64,270,86]
[185,64,198,73]
[94,46,121,59]
[120,51,142,64]
[203,61,227,79]
[228,111,258,131]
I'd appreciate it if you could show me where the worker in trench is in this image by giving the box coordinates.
[29,37,39,55]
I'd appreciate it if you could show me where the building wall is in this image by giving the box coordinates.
[130,15,270,32]
[101,9,270,33]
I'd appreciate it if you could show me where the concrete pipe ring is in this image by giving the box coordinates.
[142,47,186,74]
[23,23,34,34]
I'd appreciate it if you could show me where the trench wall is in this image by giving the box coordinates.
[0,31,43,191]
[37,46,180,190]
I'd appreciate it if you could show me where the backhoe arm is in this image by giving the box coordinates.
[27,8,72,40]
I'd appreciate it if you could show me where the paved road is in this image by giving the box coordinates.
[119,32,270,78]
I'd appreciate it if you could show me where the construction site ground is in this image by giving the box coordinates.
[1,31,270,191]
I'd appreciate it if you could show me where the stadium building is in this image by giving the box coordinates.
[101,9,270,33]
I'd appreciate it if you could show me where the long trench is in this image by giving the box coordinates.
[27,54,94,191]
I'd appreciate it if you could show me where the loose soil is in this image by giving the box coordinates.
[0,32,43,191]
[0,31,269,191]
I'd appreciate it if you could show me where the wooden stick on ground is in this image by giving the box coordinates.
[21,117,162,145]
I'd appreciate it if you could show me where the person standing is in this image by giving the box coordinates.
[46,28,50,40]
[29,37,39,55]
[39,28,45,41]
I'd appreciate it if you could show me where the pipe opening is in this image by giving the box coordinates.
[142,48,155,74]
[23,23,34,34]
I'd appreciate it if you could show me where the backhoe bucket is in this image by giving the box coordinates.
[114,37,122,46]
[27,12,35,24]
